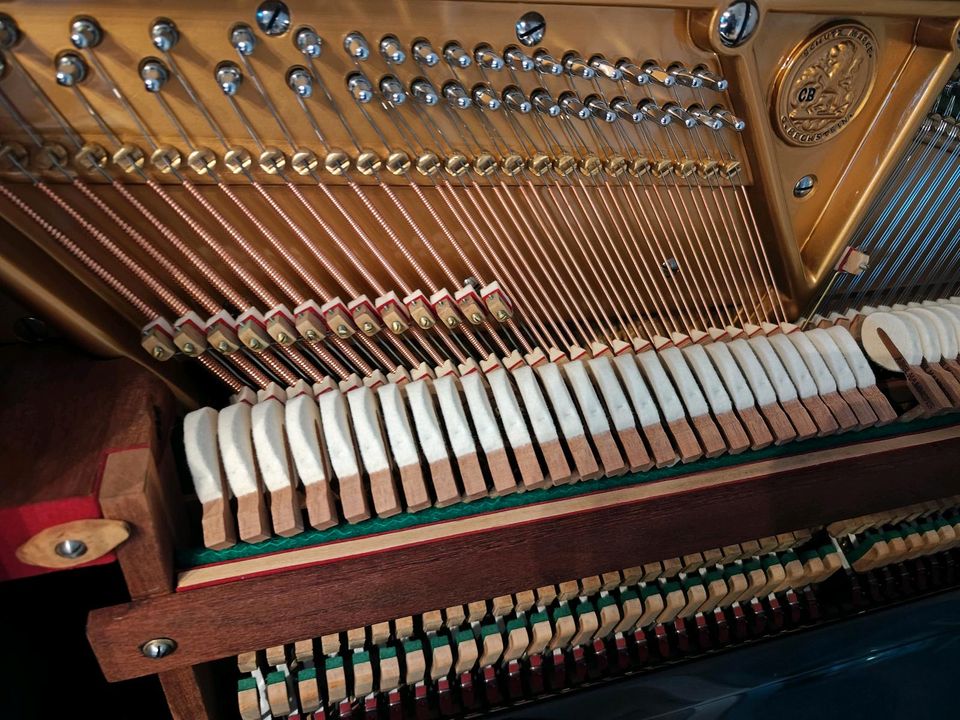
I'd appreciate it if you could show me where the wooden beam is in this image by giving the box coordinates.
[87,424,960,682]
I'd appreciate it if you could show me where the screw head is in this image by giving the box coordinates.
[153,346,165,359]
[336,324,350,337]
[55,52,87,87]
[305,329,319,341]
[718,0,758,47]
[362,322,374,333]
[141,638,177,659]
[249,338,262,350]
[182,342,195,354]
[70,17,102,50]
[230,24,257,55]
[0,14,21,49]
[515,11,546,47]
[55,539,87,559]
[255,0,291,37]
[218,340,230,352]
[794,174,816,198]
[150,19,179,53]
[277,332,290,344]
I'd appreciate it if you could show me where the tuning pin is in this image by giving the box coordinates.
[666,63,702,88]
[562,52,595,79]
[344,31,370,61]
[54,52,87,87]
[215,62,243,96]
[612,96,643,123]
[663,102,697,128]
[502,86,531,113]
[473,43,503,71]
[559,91,591,120]
[230,24,256,55]
[588,55,622,81]
[504,45,534,72]
[530,88,561,117]
[443,41,471,68]
[139,59,169,93]
[379,35,405,64]
[70,17,102,50]
[472,83,500,110]
[294,27,323,58]
[412,39,439,67]
[585,95,616,123]
[533,50,563,76]
[150,19,179,53]
[346,72,374,103]
[640,61,675,87]
[638,99,671,125]
[693,65,728,92]
[711,105,746,131]
[379,75,406,104]
[688,104,722,130]
[442,80,472,109]
[410,77,439,105]
[287,66,313,98]
[616,59,650,86]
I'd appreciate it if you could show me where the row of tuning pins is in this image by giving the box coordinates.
[304,29,744,133]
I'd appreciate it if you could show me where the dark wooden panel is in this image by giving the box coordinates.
[87,430,960,682]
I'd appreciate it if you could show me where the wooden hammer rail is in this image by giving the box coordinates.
[88,420,960,684]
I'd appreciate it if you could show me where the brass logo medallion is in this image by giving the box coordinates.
[774,23,877,146]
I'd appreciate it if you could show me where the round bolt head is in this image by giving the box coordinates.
[362,322,374,333]
[255,1,291,37]
[55,52,86,87]
[259,147,287,174]
[153,346,166,359]
[501,154,524,176]
[528,153,552,176]
[473,153,497,176]
[74,143,108,172]
[344,31,369,60]
[224,146,253,174]
[34,142,68,171]
[336,325,350,337]
[216,62,243,95]
[515,11,546,47]
[113,143,145,173]
[150,145,182,173]
[418,316,431,328]
[390,321,403,333]
[415,151,441,177]
[324,149,351,176]
[55,538,87,559]
[70,17,102,50]
[294,26,322,58]
[218,340,230,352]
[249,338,262,350]
[0,13,21,49]
[793,174,816,198]
[287,66,313,97]
[291,149,319,175]
[277,332,290,344]
[444,154,469,177]
[230,24,257,55]
[356,149,382,176]
[187,147,218,175]
[718,0,759,47]
[150,19,179,53]
[140,59,168,93]
[141,638,177,659]
[386,150,411,175]
[305,329,319,340]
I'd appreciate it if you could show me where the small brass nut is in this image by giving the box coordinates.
[473,153,497,176]
[324,149,351,176]
[356,149,382,176]
[74,143,109,173]
[291,149,319,176]
[35,142,69,171]
[416,151,441,176]
[150,145,182,173]
[652,158,674,177]
[259,147,287,174]
[578,154,602,177]
[554,154,577,177]
[630,157,651,177]
[605,155,628,177]
[112,143,145,173]
[224,147,253,174]
[501,154,524,176]
[527,153,552,176]
[444,153,469,177]
[386,150,411,175]
[187,147,218,175]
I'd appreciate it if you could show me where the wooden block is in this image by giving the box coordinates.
[266,674,291,716]
[536,585,558,608]
[539,439,573,486]
[654,586,686,624]
[547,611,576,650]
[237,652,259,673]
[326,661,347,704]
[596,599,621,639]
[666,418,703,463]
[635,591,664,628]
[370,621,391,646]
[799,395,839,436]
[379,651,401,692]
[661,557,683,577]
[719,573,748,607]
[757,403,795,446]
[641,421,680,468]
[617,426,654,473]
[570,605,599,646]
[859,384,898,425]
[513,442,547,491]
[701,548,724,566]
[430,639,453,681]
[580,575,602,597]
[394,616,415,641]
[700,576,727,614]
[422,610,443,633]
[621,566,643,586]
[503,623,529,662]
[526,616,552,655]
[268,484,303,539]
[567,433,602,482]
[198,498,235,551]
[641,562,663,581]
[304,481,338,531]
[715,411,751,454]
[403,643,426,685]
[492,594,514,618]
[557,580,580,602]
[601,572,622,591]
[265,645,286,668]
[235,491,271,543]
[294,639,314,663]
[444,605,466,629]
[454,632,478,674]
[479,627,504,666]
[839,388,879,429]
[428,458,461,508]
[678,583,707,618]
[928,363,960,407]
[320,633,341,656]
[514,590,536,614]
[821,392,860,432]
[613,595,642,634]
[238,682,260,720]
[456,451,488,501]
[299,670,321,712]
[346,627,366,650]
[352,653,374,698]
[681,553,704,573]
[781,398,819,440]
[467,600,488,623]
[691,413,727,458]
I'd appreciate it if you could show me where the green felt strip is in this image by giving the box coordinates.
[507,618,526,631]
[379,647,397,660]
[640,584,660,599]
[480,623,500,637]
[352,651,370,665]
[266,671,285,684]
[403,640,422,654]
[237,677,257,692]
[324,656,344,670]
[597,594,617,609]
[551,604,572,619]
[176,416,959,569]
[575,600,595,616]
[619,589,638,602]
[299,667,317,681]
[456,629,474,644]
[430,635,449,649]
